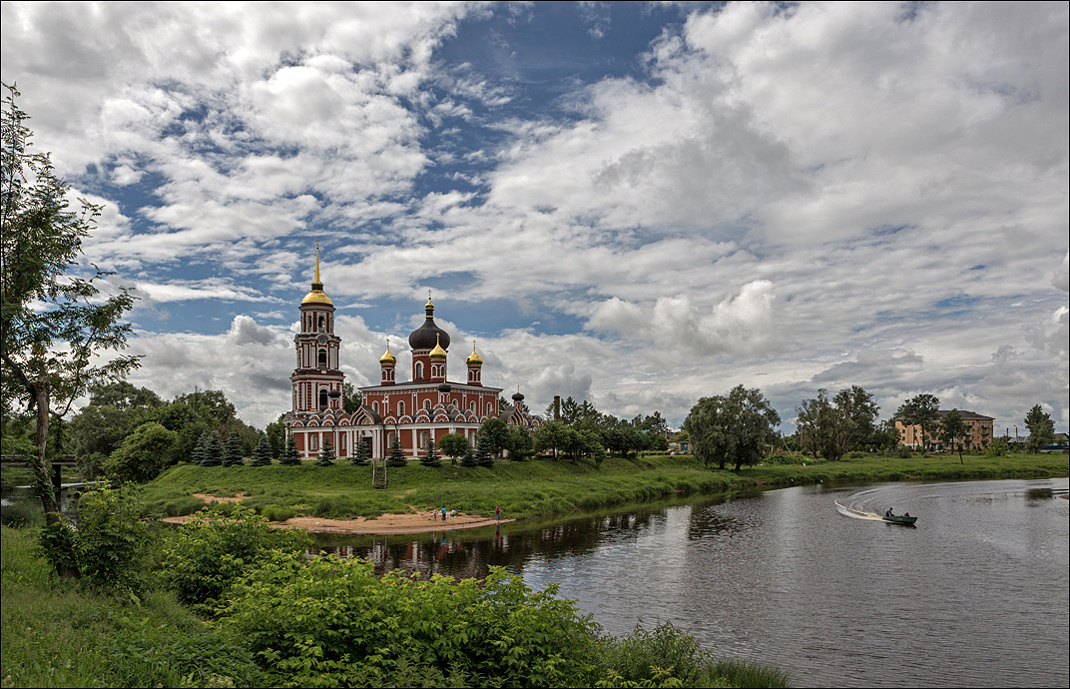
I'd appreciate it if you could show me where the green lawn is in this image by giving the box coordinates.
[140,451,1069,521]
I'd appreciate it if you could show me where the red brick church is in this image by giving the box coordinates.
[285,249,539,460]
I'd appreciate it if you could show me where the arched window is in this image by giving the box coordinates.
[372,401,379,414]
[420,431,430,450]
[415,361,424,379]
[398,400,405,417]
[317,316,325,331]
[319,389,328,410]
[423,399,431,411]
[318,349,327,368]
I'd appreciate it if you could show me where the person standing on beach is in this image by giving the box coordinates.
[495,504,501,521]
[442,506,447,521]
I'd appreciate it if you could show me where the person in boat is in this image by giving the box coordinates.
[885,508,894,517]
[904,512,910,517]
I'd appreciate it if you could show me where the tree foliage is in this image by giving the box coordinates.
[940,409,968,464]
[683,385,780,471]
[104,421,177,483]
[438,432,469,465]
[249,434,273,467]
[386,434,407,467]
[795,386,880,461]
[895,394,940,451]
[1,82,140,517]
[420,437,442,468]
[1024,404,1055,454]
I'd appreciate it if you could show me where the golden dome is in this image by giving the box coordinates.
[302,289,333,306]
[379,343,396,366]
[429,333,447,361]
[466,341,483,366]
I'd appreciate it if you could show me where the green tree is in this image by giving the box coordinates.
[249,434,273,467]
[473,431,493,469]
[895,394,940,452]
[478,417,510,457]
[503,424,533,460]
[315,437,335,466]
[222,431,244,467]
[438,432,470,465]
[683,385,780,471]
[342,382,362,414]
[200,431,223,467]
[104,421,177,483]
[386,434,407,467]
[266,414,286,459]
[350,434,370,466]
[1024,404,1055,454]
[795,386,880,462]
[939,409,968,464]
[279,432,301,465]
[534,421,569,459]
[420,438,442,468]
[1,83,140,520]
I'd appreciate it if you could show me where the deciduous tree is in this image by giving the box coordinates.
[939,409,967,464]
[895,394,940,452]
[1024,404,1055,454]
[2,82,140,519]
[683,385,780,471]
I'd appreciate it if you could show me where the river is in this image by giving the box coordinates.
[313,478,1069,688]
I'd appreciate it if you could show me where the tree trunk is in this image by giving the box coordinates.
[32,374,61,518]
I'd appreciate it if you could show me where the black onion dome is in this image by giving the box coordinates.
[408,299,451,350]
[512,391,524,402]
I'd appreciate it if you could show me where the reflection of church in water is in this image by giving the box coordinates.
[285,249,539,460]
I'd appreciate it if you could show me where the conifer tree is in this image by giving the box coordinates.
[279,433,301,466]
[350,436,370,466]
[249,435,272,466]
[474,432,493,469]
[315,437,335,466]
[192,431,210,465]
[201,430,223,467]
[461,448,478,468]
[386,435,407,467]
[222,432,244,467]
[420,438,442,468]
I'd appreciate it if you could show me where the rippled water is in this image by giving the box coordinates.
[315,478,1069,688]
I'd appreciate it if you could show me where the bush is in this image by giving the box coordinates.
[595,621,710,686]
[37,485,148,590]
[160,505,309,613]
[105,422,177,483]
[217,555,601,687]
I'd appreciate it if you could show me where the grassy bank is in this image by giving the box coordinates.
[141,451,1069,522]
[1,521,791,688]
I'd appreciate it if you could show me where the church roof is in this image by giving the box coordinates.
[408,293,451,350]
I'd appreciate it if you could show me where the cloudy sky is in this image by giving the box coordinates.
[3,1,1067,434]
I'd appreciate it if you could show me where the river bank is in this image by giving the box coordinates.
[138,451,1069,533]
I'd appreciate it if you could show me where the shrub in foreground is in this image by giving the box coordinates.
[217,554,600,687]
[160,505,309,613]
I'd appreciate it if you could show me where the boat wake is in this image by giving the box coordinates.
[835,487,887,521]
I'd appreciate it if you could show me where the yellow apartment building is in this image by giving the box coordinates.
[895,409,995,450]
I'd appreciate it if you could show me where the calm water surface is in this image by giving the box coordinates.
[315,478,1069,688]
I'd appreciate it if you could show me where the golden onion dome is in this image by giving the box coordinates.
[379,343,396,366]
[466,342,483,366]
[429,333,447,361]
[301,288,333,306]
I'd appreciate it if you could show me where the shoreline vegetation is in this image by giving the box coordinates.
[135,450,1070,533]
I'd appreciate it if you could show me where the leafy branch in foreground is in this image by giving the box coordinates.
[2,81,140,523]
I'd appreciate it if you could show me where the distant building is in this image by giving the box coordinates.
[284,249,539,460]
[895,410,994,450]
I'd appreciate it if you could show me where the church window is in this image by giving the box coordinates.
[415,361,424,379]
[372,401,379,414]
[398,400,405,417]
[423,399,431,411]
[317,315,324,331]
[319,389,328,410]
[318,349,327,368]
[470,400,476,412]
[420,431,430,450]
[309,434,318,452]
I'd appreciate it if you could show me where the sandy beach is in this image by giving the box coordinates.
[160,496,513,534]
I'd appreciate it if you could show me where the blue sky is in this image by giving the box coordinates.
[3,1,1067,433]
